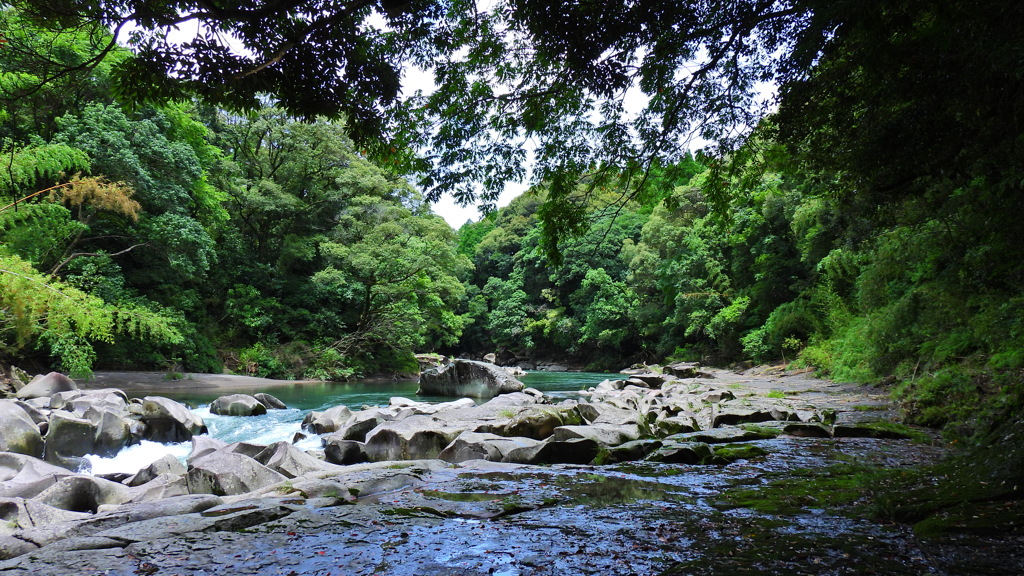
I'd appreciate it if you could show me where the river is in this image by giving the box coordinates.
[83,371,615,475]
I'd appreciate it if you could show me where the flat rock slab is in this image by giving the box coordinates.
[0,440,973,576]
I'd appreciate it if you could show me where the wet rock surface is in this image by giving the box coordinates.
[5,439,1014,576]
[1,365,1021,574]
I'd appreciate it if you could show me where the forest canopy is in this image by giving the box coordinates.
[1,0,1023,441]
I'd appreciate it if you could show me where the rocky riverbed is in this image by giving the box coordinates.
[2,364,1021,575]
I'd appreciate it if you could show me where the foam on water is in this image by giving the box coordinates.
[86,404,314,475]
[84,440,191,475]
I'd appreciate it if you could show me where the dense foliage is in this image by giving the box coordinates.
[0,8,468,378]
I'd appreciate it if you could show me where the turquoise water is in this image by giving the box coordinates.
[85,371,615,475]
[152,371,614,411]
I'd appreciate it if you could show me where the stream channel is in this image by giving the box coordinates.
[8,370,1019,576]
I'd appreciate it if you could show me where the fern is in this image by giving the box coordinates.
[1,143,90,197]
[0,253,182,378]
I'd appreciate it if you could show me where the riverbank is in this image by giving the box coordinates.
[82,371,326,395]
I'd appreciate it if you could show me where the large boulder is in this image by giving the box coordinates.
[502,406,586,440]
[254,441,346,478]
[0,453,75,499]
[417,359,524,398]
[126,473,191,503]
[31,474,134,513]
[437,432,542,463]
[126,454,187,487]
[43,410,97,470]
[302,405,353,434]
[210,394,267,417]
[253,393,287,410]
[87,409,135,457]
[662,362,704,378]
[504,437,602,465]
[15,372,77,400]
[362,416,468,461]
[50,389,127,415]
[0,402,44,458]
[186,451,287,496]
[0,497,90,534]
[326,411,387,443]
[136,396,207,442]
[322,439,368,465]
[551,424,641,447]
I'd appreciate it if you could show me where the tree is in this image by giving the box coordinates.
[0,252,181,377]
[21,0,1023,258]
[313,200,471,371]
[1,2,822,238]
[0,5,123,141]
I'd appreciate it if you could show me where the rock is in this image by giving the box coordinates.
[417,359,524,398]
[254,441,345,478]
[50,389,127,415]
[504,437,602,465]
[15,372,77,400]
[0,453,75,499]
[483,353,497,364]
[188,436,229,464]
[210,394,268,416]
[138,396,207,442]
[0,497,90,533]
[832,423,917,440]
[253,393,287,410]
[536,364,569,372]
[127,472,190,502]
[630,373,675,388]
[223,441,268,460]
[602,439,664,464]
[0,534,39,559]
[503,406,586,440]
[712,405,798,427]
[581,403,639,426]
[0,401,44,458]
[323,439,368,465]
[32,474,133,513]
[620,364,653,375]
[711,443,769,464]
[551,424,641,446]
[95,494,225,527]
[648,441,715,464]
[655,414,700,436]
[437,432,543,463]
[43,410,97,470]
[87,409,134,458]
[186,451,287,496]
[415,353,447,372]
[328,412,386,443]
[663,362,702,378]
[392,396,477,415]
[783,422,833,438]
[302,405,353,434]
[10,400,48,427]
[701,389,736,403]
[126,454,187,487]
[362,416,468,461]
[668,427,776,444]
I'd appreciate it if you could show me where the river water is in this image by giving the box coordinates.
[84,371,615,475]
